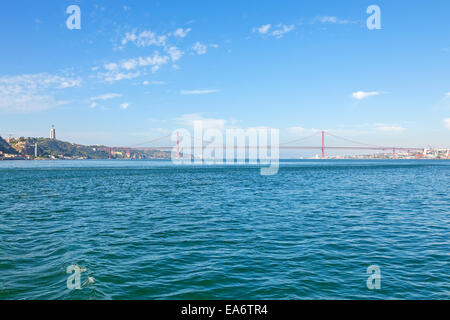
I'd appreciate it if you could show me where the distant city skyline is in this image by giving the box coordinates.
[0,0,449,149]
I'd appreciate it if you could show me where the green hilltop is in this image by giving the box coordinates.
[0,136,170,160]
[6,137,109,159]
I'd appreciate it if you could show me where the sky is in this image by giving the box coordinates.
[0,0,449,152]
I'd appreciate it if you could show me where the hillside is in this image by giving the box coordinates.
[0,136,18,154]
[8,137,109,159]
[2,137,171,160]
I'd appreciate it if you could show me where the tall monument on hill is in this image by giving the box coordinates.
[50,125,56,140]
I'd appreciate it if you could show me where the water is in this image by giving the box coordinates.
[0,160,449,300]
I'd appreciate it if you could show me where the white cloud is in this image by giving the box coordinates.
[352,91,380,100]
[313,16,350,24]
[0,93,56,113]
[59,79,82,88]
[271,24,295,38]
[253,24,295,39]
[120,102,130,110]
[173,28,191,38]
[175,113,227,130]
[0,73,81,89]
[141,54,170,67]
[121,59,138,71]
[192,42,207,55]
[0,73,81,113]
[375,123,406,133]
[444,118,450,130]
[286,126,320,136]
[115,27,207,74]
[138,54,170,72]
[445,92,450,98]
[120,28,191,55]
[104,63,118,71]
[90,102,98,108]
[104,72,141,82]
[98,53,170,82]
[256,24,271,34]
[142,80,167,85]
[180,89,219,95]
[121,29,167,48]
[91,93,122,101]
[167,46,183,62]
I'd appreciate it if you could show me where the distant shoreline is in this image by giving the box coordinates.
[1,158,449,161]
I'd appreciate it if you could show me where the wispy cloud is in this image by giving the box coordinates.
[313,16,351,24]
[121,29,168,48]
[120,102,130,110]
[108,27,195,78]
[352,91,380,100]
[142,80,167,85]
[433,92,450,111]
[444,118,450,130]
[89,93,122,109]
[375,123,406,133]
[102,72,141,82]
[174,113,227,130]
[253,24,295,39]
[0,73,81,89]
[91,93,122,101]
[0,73,81,113]
[286,126,321,136]
[192,42,207,55]
[271,24,295,38]
[256,24,271,35]
[121,28,193,48]
[167,46,183,61]
[180,89,219,95]
[173,28,191,38]
[97,53,170,82]
[113,27,214,78]
[104,63,118,71]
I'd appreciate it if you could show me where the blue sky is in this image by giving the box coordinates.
[0,0,449,150]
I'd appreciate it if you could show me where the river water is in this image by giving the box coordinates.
[0,160,448,299]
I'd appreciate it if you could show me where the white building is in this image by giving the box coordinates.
[50,125,56,140]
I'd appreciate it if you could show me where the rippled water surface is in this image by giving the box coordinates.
[0,160,449,299]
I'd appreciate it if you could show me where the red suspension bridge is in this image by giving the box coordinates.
[104,131,449,159]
